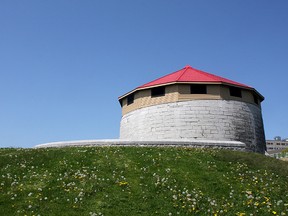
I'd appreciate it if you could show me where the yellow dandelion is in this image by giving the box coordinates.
[118,181,128,186]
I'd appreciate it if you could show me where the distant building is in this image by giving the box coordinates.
[118,65,266,153]
[266,139,288,151]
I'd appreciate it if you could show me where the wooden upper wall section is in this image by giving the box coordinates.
[119,84,262,116]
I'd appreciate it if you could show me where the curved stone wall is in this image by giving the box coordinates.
[120,100,266,153]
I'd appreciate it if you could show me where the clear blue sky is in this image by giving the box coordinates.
[1,0,287,148]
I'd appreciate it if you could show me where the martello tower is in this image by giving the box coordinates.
[118,65,266,153]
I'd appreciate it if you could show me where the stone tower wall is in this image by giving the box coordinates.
[120,100,266,153]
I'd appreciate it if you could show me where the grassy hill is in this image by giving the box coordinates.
[0,147,287,216]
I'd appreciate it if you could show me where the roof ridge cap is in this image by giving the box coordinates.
[193,67,219,81]
[194,68,251,88]
[136,67,181,88]
[176,65,190,81]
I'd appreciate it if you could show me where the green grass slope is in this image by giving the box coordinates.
[0,147,287,216]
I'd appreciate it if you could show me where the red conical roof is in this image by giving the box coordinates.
[137,65,251,89]
[119,65,263,100]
